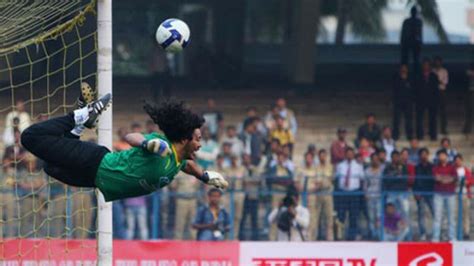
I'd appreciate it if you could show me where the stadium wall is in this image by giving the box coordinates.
[244,44,474,90]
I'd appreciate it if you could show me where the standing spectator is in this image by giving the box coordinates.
[9,130,44,237]
[2,130,33,237]
[17,165,46,237]
[71,187,94,239]
[379,127,396,163]
[269,115,294,154]
[454,155,472,240]
[382,151,409,220]
[415,59,439,140]
[313,149,334,241]
[276,97,298,136]
[378,149,388,165]
[267,152,295,179]
[432,149,458,242]
[223,155,247,239]
[357,113,382,147]
[434,137,457,163]
[202,98,224,140]
[305,144,320,166]
[331,128,348,165]
[407,139,420,165]
[173,173,199,240]
[383,203,409,241]
[193,188,230,241]
[3,100,31,147]
[295,152,317,239]
[433,56,449,134]
[401,148,416,182]
[358,137,375,166]
[334,147,364,240]
[261,138,281,173]
[365,153,384,240]
[124,196,149,240]
[264,105,282,133]
[238,106,267,136]
[239,117,264,166]
[400,6,422,67]
[268,190,310,241]
[221,125,245,158]
[463,63,474,133]
[414,148,434,240]
[196,126,219,170]
[267,152,295,240]
[219,142,234,168]
[392,64,414,140]
[240,154,262,240]
[47,179,67,238]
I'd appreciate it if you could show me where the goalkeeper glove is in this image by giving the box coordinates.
[202,171,229,189]
[141,139,171,156]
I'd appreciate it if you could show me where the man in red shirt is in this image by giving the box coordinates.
[330,128,347,165]
[454,155,473,240]
[432,149,458,242]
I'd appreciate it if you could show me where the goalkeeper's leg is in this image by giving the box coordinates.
[21,114,109,187]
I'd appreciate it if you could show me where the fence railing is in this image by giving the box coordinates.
[1,174,471,241]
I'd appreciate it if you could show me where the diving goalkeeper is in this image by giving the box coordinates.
[21,94,228,201]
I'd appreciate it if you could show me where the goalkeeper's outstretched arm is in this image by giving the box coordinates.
[183,160,228,189]
[125,133,171,156]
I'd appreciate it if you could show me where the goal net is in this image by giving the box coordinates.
[0,0,100,263]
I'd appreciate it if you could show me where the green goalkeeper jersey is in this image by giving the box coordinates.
[95,132,186,201]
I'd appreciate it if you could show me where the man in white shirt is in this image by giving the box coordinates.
[220,125,244,158]
[3,100,31,146]
[268,190,309,241]
[380,126,396,163]
[276,98,298,136]
[334,147,364,240]
[196,126,219,170]
[433,56,449,134]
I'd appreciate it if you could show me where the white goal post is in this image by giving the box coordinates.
[97,0,113,265]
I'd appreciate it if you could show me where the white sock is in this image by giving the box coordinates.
[70,125,86,137]
[73,107,89,125]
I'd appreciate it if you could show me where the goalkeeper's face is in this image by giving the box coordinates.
[183,128,202,160]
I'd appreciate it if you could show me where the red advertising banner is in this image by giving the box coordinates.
[398,242,452,266]
[1,238,97,265]
[113,240,239,266]
[0,239,239,266]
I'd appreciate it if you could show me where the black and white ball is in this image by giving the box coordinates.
[155,18,190,53]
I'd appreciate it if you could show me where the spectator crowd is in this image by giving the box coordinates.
[1,92,473,243]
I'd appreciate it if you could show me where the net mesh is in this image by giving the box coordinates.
[0,0,98,262]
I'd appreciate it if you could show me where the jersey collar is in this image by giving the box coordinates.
[171,144,181,167]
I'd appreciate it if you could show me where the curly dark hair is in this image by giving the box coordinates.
[143,101,205,142]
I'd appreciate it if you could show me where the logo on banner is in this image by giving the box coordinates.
[408,252,443,266]
[252,258,376,266]
[398,243,452,266]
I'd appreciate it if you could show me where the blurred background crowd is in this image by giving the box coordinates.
[2,89,473,242]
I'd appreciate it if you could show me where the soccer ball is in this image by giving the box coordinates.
[155,18,190,53]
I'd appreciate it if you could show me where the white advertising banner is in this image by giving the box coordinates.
[453,242,474,266]
[240,242,397,266]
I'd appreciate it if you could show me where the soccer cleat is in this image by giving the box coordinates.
[77,82,96,108]
[84,93,112,128]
